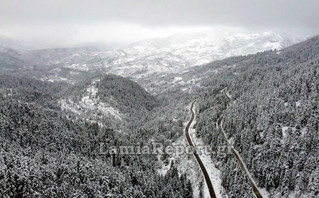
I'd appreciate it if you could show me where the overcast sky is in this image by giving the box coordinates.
[0,0,318,48]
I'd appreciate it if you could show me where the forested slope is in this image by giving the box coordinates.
[196,35,319,197]
[0,74,192,197]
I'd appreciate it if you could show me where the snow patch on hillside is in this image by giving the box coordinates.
[59,78,122,121]
[64,63,90,71]
[40,75,74,84]
[156,155,174,176]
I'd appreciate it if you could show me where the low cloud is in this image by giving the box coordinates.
[0,0,318,48]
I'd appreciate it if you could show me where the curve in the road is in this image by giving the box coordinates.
[185,100,217,198]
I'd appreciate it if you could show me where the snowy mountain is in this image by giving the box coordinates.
[14,30,308,89]
[107,31,304,77]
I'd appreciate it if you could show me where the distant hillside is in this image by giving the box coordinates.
[280,34,319,63]
[0,30,307,91]
[0,47,27,71]
[0,73,65,108]
[21,47,100,65]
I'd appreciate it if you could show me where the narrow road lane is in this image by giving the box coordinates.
[185,100,217,198]
[217,89,263,198]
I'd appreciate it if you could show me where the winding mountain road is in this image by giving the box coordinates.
[185,100,217,198]
[217,89,263,198]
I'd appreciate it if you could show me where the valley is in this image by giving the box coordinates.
[1,32,319,198]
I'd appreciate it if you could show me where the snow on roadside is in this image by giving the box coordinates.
[171,102,228,198]
[190,104,227,198]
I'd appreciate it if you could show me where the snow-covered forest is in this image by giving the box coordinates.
[1,33,319,197]
[1,1,319,196]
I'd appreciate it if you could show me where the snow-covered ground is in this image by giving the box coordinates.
[156,102,228,198]
[156,155,175,176]
[173,136,204,198]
